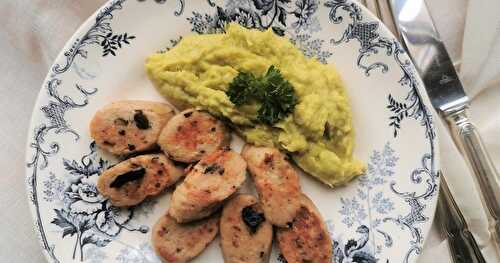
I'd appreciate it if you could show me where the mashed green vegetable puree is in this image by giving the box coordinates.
[146,24,365,187]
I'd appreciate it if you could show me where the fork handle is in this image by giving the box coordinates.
[445,107,500,252]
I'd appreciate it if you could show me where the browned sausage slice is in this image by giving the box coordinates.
[220,194,273,263]
[241,145,302,227]
[90,100,174,155]
[97,154,183,206]
[168,149,247,223]
[158,109,230,163]
[152,213,219,263]
[276,194,332,263]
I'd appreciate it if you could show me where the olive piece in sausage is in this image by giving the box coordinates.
[241,145,302,227]
[276,194,332,263]
[152,213,219,263]
[168,149,247,223]
[220,194,273,263]
[97,154,183,207]
[158,109,230,163]
[90,100,174,155]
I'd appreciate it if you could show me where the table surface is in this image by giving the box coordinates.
[0,0,467,262]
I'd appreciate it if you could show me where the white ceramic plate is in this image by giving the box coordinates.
[26,0,440,262]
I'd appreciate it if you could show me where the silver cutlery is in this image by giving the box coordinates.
[389,0,500,253]
[360,0,491,261]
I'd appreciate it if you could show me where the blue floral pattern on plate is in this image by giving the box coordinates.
[26,0,439,262]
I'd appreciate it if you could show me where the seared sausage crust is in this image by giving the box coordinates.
[158,109,230,163]
[276,194,332,263]
[169,149,247,223]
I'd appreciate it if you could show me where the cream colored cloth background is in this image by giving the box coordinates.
[0,0,498,262]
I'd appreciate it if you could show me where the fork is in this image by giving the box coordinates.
[359,1,486,262]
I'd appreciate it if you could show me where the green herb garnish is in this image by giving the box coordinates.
[226,66,297,125]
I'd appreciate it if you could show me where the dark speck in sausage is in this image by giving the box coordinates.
[134,110,150,129]
[203,163,222,174]
[128,144,136,151]
[260,251,265,258]
[157,170,163,175]
[114,118,128,126]
[210,127,216,132]
[242,206,265,234]
[155,182,161,188]
[110,168,145,188]
[264,154,274,165]
[183,112,193,118]
[118,130,126,136]
[103,140,115,146]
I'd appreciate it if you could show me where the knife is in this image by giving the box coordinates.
[437,171,486,262]
[389,0,500,253]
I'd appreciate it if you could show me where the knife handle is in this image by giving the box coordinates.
[438,173,486,263]
[445,107,500,253]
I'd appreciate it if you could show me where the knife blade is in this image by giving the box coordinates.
[389,0,468,114]
[390,0,500,254]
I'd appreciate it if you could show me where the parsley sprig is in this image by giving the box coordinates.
[226,66,297,125]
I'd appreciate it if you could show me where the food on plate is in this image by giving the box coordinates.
[220,194,273,263]
[242,145,301,227]
[152,213,219,263]
[90,100,174,155]
[169,148,247,223]
[158,108,230,163]
[97,154,183,206]
[146,23,365,187]
[276,194,332,263]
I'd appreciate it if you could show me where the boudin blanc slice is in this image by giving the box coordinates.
[168,149,247,223]
[97,154,183,207]
[276,194,332,263]
[90,100,174,155]
[152,213,219,263]
[241,145,302,227]
[158,109,230,163]
[220,194,273,263]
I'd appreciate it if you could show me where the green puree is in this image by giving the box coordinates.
[146,23,365,187]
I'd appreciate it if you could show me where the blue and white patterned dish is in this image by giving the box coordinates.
[25,0,440,262]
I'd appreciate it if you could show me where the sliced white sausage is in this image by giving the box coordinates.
[97,154,183,207]
[168,149,247,223]
[90,100,175,155]
[276,194,332,263]
[152,213,219,263]
[220,194,273,263]
[158,109,230,163]
[241,145,302,227]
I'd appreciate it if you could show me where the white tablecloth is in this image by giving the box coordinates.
[0,0,493,262]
